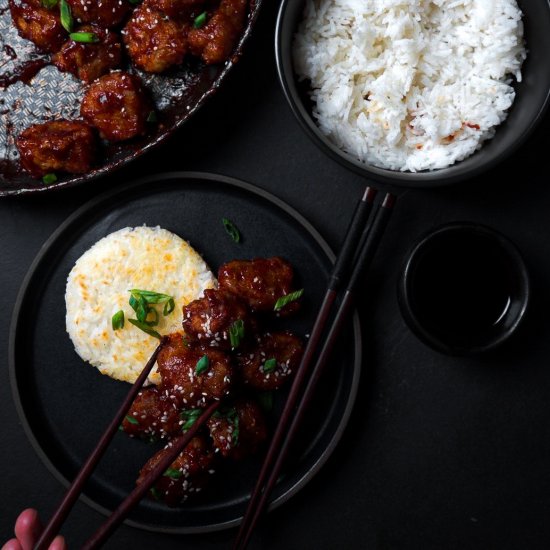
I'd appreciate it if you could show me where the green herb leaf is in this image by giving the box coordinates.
[163,467,182,480]
[213,407,239,447]
[130,289,173,304]
[41,0,58,9]
[145,306,159,327]
[118,424,124,431]
[193,11,207,28]
[111,310,124,330]
[59,0,73,32]
[146,110,157,123]
[150,487,161,500]
[128,318,162,340]
[69,32,99,43]
[125,415,139,425]
[180,409,201,431]
[163,297,175,316]
[195,354,209,375]
[222,218,241,243]
[228,319,245,349]
[42,173,57,185]
[257,391,274,412]
[129,294,148,323]
[274,289,304,311]
[262,357,277,373]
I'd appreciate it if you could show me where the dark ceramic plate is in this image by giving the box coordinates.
[9,172,361,533]
[0,1,262,196]
[276,0,550,187]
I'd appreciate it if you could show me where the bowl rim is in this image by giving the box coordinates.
[397,222,531,355]
[275,0,550,188]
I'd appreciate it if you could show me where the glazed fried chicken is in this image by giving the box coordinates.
[187,0,247,64]
[80,72,152,141]
[16,120,96,177]
[123,2,188,73]
[9,0,66,53]
[138,435,215,506]
[53,26,122,83]
[218,257,300,314]
[156,333,233,408]
[237,331,303,391]
[66,0,132,28]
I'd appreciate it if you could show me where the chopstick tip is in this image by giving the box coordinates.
[382,193,396,209]
[363,186,378,202]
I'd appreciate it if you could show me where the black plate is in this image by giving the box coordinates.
[0,0,262,196]
[9,172,361,533]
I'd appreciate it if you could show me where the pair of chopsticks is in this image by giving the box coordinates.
[35,342,221,550]
[35,185,394,550]
[232,186,396,549]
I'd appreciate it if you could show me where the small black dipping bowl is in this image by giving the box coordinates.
[398,224,530,355]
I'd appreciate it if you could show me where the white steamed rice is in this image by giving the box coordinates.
[294,0,526,171]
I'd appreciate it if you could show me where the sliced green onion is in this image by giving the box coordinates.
[193,11,207,28]
[130,289,173,304]
[69,32,99,43]
[228,319,244,349]
[41,0,58,9]
[111,310,124,330]
[145,306,159,327]
[129,0,141,4]
[42,173,57,185]
[59,0,73,33]
[125,415,139,425]
[180,409,201,431]
[128,318,162,340]
[195,354,209,375]
[262,357,277,373]
[150,487,161,500]
[222,218,240,243]
[129,294,148,323]
[163,467,182,479]
[146,110,157,123]
[163,297,175,316]
[274,289,304,311]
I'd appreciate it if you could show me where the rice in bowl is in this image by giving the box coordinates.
[293,0,526,172]
[65,226,217,385]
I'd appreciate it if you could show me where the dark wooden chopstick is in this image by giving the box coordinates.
[81,400,220,550]
[35,339,167,550]
[233,192,396,550]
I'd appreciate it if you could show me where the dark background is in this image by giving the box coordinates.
[2,2,550,549]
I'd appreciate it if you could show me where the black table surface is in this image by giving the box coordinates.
[2,4,550,549]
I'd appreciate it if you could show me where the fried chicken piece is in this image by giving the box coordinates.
[80,72,152,141]
[9,0,66,53]
[218,257,300,314]
[138,435,215,506]
[16,120,96,178]
[122,2,188,73]
[207,399,267,460]
[147,0,204,18]
[121,386,182,440]
[156,333,233,409]
[52,25,122,83]
[187,0,247,64]
[182,288,255,350]
[66,0,132,28]
[237,331,303,391]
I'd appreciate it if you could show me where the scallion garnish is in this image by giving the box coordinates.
[213,407,239,447]
[195,354,209,375]
[145,306,159,327]
[163,297,175,316]
[193,11,207,28]
[69,32,99,43]
[180,409,201,431]
[112,310,124,330]
[150,487,161,500]
[59,0,73,33]
[128,0,141,4]
[222,217,240,243]
[41,0,58,9]
[128,318,162,340]
[130,289,173,305]
[274,289,304,311]
[125,415,139,425]
[42,173,57,185]
[164,467,182,479]
[146,110,157,123]
[228,319,245,349]
[262,357,277,373]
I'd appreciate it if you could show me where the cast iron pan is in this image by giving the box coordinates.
[9,172,362,534]
[0,0,262,196]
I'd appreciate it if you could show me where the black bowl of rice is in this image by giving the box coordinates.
[276,0,550,187]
